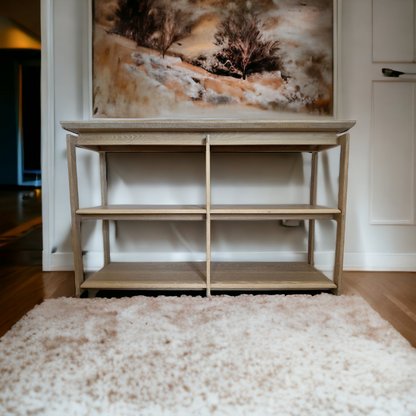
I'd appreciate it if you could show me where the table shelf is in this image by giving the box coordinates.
[77,205,207,221]
[210,262,336,290]
[81,262,207,290]
[80,262,335,291]
[211,204,340,220]
[63,119,354,297]
[76,204,340,221]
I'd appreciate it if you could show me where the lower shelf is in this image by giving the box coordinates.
[211,262,336,290]
[81,262,207,290]
[80,262,336,291]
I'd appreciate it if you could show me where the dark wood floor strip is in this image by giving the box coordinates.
[0,216,42,247]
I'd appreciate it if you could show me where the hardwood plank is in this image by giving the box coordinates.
[344,272,416,348]
[61,119,356,134]
[0,267,75,338]
[81,262,207,290]
[0,189,42,235]
[0,216,42,248]
[210,262,336,290]
[42,271,75,299]
[0,266,44,336]
[384,294,416,322]
[48,273,76,299]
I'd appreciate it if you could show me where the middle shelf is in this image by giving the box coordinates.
[76,204,341,220]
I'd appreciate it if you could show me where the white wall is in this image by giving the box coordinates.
[341,0,416,269]
[42,0,416,273]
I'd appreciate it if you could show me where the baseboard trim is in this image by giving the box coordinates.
[343,253,416,272]
[49,252,416,273]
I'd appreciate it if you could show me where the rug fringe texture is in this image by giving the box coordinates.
[1,294,416,416]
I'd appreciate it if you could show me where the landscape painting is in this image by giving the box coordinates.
[93,0,334,118]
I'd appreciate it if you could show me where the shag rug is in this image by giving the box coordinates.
[1,295,416,416]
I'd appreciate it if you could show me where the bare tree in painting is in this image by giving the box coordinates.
[214,14,281,80]
[153,8,196,58]
[112,0,160,48]
[112,0,195,58]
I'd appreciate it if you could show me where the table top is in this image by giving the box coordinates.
[61,119,356,134]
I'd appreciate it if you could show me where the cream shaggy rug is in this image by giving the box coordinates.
[1,294,416,416]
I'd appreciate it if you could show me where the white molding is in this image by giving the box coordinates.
[370,80,416,225]
[372,0,416,64]
[50,251,416,273]
[83,0,93,120]
[344,253,416,271]
[41,0,55,271]
[370,220,415,225]
[334,0,341,119]
[414,0,416,63]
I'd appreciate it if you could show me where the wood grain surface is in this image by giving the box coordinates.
[80,262,207,290]
[210,204,340,214]
[77,205,207,214]
[61,119,356,134]
[210,262,336,290]
[80,262,336,291]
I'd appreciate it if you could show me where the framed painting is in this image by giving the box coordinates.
[91,0,338,119]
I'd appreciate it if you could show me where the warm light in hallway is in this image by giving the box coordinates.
[0,16,40,49]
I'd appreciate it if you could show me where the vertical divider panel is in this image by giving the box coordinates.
[66,135,84,298]
[308,152,318,266]
[206,135,211,296]
[100,152,110,266]
[333,134,350,295]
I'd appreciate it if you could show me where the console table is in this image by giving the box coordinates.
[62,120,355,297]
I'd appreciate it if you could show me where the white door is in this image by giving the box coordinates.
[342,0,416,271]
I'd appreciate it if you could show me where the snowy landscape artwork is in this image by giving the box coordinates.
[93,0,334,118]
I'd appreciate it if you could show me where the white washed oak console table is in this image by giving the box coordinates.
[62,120,355,297]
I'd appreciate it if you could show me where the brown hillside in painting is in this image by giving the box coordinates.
[93,0,334,118]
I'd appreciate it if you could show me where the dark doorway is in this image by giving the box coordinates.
[22,64,41,173]
[21,62,41,183]
[0,49,41,186]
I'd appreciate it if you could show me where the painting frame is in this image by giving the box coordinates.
[85,0,341,120]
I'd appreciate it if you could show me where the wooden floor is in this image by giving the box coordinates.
[0,190,415,346]
[343,271,416,348]
[0,266,415,347]
[0,266,75,337]
[0,188,77,337]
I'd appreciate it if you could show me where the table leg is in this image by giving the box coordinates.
[308,152,318,266]
[206,135,211,297]
[100,152,110,266]
[66,135,84,298]
[333,134,350,295]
